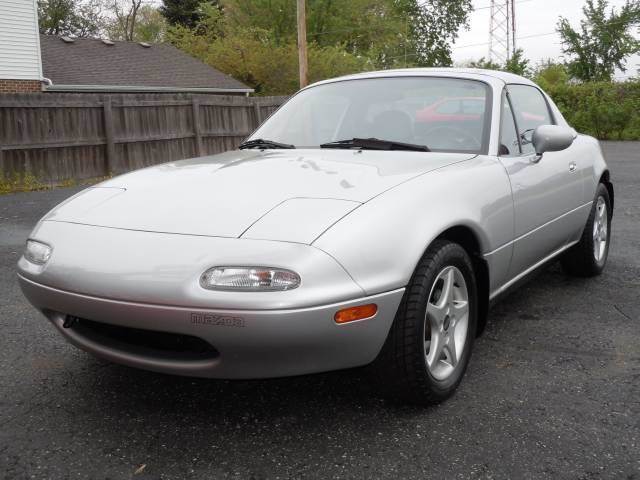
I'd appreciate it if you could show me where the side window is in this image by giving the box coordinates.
[507,85,553,154]
[499,93,520,156]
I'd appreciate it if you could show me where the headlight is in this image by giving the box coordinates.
[200,267,300,291]
[24,239,52,265]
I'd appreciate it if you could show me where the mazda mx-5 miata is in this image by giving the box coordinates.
[18,69,613,404]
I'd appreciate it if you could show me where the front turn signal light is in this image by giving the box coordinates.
[334,304,378,324]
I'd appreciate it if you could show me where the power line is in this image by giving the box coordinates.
[455,12,640,52]
[384,31,557,62]
[476,0,533,11]
[456,31,556,50]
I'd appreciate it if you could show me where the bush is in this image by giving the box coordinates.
[199,29,372,95]
[545,80,640,140]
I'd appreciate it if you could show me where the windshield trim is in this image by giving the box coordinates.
[247,75,494,156]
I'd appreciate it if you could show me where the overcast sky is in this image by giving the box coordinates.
[451,0,640,78]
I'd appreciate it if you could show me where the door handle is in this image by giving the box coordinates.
[569,162,577,172]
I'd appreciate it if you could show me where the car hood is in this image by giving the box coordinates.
[45,149,475,241]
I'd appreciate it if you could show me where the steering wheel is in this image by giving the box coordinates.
[419,125,482,150]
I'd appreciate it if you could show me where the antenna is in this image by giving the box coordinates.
[488,0,516,63]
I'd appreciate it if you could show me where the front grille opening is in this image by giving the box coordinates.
[66,316,218,361]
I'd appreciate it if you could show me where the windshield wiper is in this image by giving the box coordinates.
[239,138,296,150]
[320,137,430,152]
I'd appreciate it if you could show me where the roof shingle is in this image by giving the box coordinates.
[40,35,251,92]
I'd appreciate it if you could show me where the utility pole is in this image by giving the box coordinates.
[297,0,308,88]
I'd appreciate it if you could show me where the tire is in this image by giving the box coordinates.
[370,240,478,405]
[561,183,612,277]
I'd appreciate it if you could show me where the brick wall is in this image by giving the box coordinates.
[0,79,42,94]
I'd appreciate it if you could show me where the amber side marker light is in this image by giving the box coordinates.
[334,304,378,324]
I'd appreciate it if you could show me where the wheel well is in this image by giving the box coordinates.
[600,170,614,212]
[436,226,490,337]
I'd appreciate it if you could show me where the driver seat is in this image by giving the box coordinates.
[370,110,414,143]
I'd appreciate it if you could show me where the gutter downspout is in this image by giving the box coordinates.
[40,77,52,92]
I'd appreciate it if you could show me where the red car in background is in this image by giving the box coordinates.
[415,97,485,124]
[415,96,547,125]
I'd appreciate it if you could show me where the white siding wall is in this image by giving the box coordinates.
[0,0,42,80]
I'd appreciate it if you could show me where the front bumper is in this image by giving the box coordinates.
[19,274,404,379]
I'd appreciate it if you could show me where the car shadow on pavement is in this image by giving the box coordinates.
[82,358,429,417]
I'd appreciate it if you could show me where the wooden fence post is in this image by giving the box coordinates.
[253,102,262,127]
[102,97,116,175]
[192,98,203,157]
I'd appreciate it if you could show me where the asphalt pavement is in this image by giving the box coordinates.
[0,142,638,480]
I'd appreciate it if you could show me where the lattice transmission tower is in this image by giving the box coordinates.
[488,0,516,64]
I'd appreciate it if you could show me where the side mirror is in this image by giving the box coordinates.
[531,125,576,162]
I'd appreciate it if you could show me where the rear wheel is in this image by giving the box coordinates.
[561,183,612,277]
[371,240,477,405]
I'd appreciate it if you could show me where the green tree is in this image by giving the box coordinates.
[38,0,103,37]
[533,60,569,90]
[397,0,473,67]
[133,5,167,42]
[160,0,219,28]
[504,48,530,76]
[106,3,167,42]
[557,0,640,81]
[221,0,472,68]
[465,57,503,70]
[463,48,530,77]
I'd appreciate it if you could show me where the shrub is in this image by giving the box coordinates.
[546,80,640,140]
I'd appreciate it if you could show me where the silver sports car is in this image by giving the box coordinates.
[18,69,613,404]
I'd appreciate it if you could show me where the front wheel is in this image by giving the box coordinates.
[371,240,477,405]
[561,183,612,277]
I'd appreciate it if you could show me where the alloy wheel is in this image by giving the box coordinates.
[593,196,608,263]
[424,266,470,381]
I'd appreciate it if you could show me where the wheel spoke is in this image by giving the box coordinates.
[426,331,444,369]
[452,299,468,319]
[440,268,455,307]
[446,335,458,367]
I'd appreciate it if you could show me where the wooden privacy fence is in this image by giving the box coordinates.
[0,93,287,183]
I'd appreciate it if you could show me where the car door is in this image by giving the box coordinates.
[498,84,583,280]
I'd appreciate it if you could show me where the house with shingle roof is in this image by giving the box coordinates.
[0,0,252,95]
[38,35,253,95]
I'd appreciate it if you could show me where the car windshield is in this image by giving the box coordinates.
[248,77,491,154]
